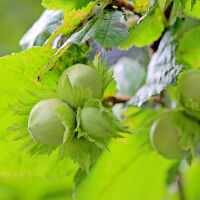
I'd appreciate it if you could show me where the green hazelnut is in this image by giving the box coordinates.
[150,111,188,159]
[80,107,112,142]
[79,103,128,147]
[58,64,102,108]
[28,98,76,146]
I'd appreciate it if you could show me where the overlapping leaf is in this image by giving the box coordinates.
[129,20,182,107]
[69,10,127,49]
[119,5,165,49]
[38,10,128,81]
[0,47,58,138]
[183,0,199,13]
[176,15,200,40]
[158,0,173,11]
[176,26,200,69]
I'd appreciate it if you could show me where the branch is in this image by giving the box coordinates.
[111,0,141,16]
[151,92,166,107]
[103,93,166,106]
[103,95,131,106]
[112,0,133,11]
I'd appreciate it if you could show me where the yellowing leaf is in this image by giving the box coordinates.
[45,2,97,47]
[42,0,96,12]
[133,0,150,13]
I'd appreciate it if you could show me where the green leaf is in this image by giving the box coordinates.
[166,161,181,185]
[91,10,128,49]
[66,10,127,49]
[133,0,150,13]
[0,47,58,138]
[42,0,96,12]
[176,26,200,69]
[176,15,200,40]
[0,137,77,200]
[158,0,173,11]
[178,0,188,10]
[20,9,63,50]
[191,0,197,9]
[177,0,198,11]
[74,168,88,187]
[119,5,165,49]
[158,0,167,11]
[76,134,175,200]
[129,20,182,107]
[39,10,127,81]
[182,159,200,200]
[0,47,57,83]
[183,0,199,15]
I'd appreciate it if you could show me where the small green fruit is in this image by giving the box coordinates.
[80,107,112,142]
[150,111,188,159]
[58,64,102,108]
[28,98,76,145]
[74,99,129,149]
[178,70,200,119]
[79,103,128,148]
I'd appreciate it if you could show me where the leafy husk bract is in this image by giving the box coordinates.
[60,137,101,173]
[91,53,114,95]
[171,110,200,158]
[57,71,93,109]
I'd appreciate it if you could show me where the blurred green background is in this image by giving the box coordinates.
[0,0,44,56]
